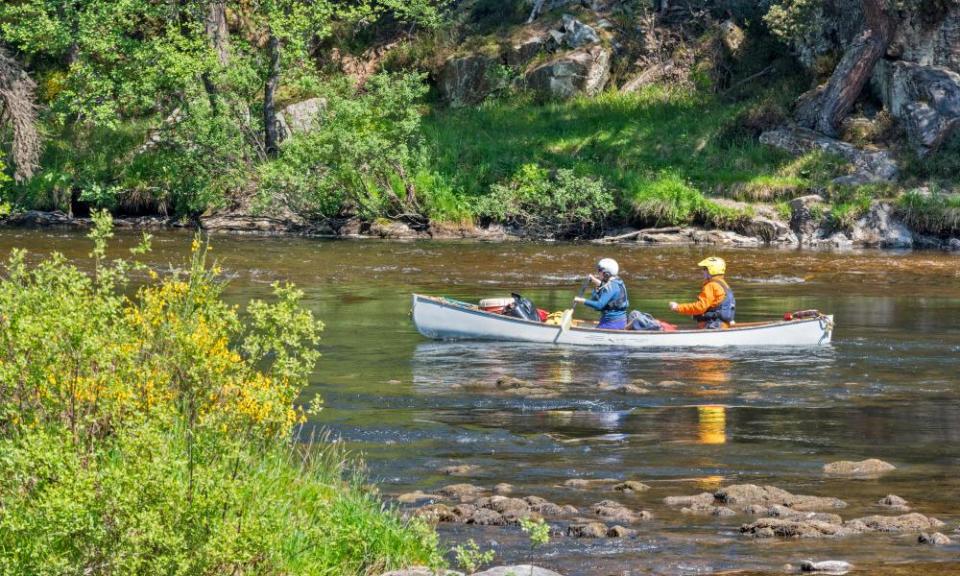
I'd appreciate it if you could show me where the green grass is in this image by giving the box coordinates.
[897,189,960,237]
[421,83,838,208]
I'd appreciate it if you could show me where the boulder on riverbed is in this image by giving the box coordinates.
[716,484,847,511]
[567,521,608,538]
[800,560,853,573]
[878,494,910,512]
[592,500,653,524]
[741,517,847,539]
[919,532,952,546]
[439,483,487,501]
[847,513,944,533]
[664,492,715,507]
[440,464,482,477]
[613,481,650,493]
[822,458,896,477]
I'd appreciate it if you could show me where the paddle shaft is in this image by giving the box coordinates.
[568,277,592,315]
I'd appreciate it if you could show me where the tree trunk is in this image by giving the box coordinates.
[0,47,41,182]
[263,32,281,157]
[797,0,896,136]
[206,1,229,66]
[201,1,229,114]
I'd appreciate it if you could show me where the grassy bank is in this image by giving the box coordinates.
[0,215,442,575]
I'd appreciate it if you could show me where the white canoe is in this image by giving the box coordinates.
[411,294,834,348]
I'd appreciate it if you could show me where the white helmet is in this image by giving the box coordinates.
[597,258,619,277]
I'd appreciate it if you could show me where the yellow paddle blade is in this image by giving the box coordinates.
[559,309,574,332]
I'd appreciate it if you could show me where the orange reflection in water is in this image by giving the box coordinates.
[697,405,727,445]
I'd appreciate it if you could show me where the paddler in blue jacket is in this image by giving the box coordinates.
[574,258,629,330]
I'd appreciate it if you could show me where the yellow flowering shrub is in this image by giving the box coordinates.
[0,212,320,441]
[0,212,442,575]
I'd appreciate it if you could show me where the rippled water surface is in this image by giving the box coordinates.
[3,229,959,575]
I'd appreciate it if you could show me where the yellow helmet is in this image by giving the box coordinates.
[698,256,726,276]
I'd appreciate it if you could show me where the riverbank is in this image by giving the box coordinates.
[4,202,959,251]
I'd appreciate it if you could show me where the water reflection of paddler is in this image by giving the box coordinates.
[687,358,732,389]
[669,256,736,330]
[697,405,727,445]
[573,258,629,330]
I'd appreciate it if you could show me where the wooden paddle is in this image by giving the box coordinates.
[560,277,592,332]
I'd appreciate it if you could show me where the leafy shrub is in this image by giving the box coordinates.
[476,164,614,237]
[0,214,443,575]
[897,189,960,237]
[257,73,430,220]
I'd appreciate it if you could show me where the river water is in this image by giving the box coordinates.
[3,229,959,575]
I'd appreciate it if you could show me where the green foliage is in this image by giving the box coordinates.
[764,0,823,43]
[897,189,960,237]
[453,539,495,573]
[257,73,430,219]
[902,133,960,184]
[0,218,442,575]
[519,517,551,547]
[476,164,614,237]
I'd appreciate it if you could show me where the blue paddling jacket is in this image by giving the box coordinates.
[583,277,629,323]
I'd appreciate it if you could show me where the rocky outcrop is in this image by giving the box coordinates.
[848,202,914,248]
[526,46,611,99]
[822,458,896,477]
[556,15,600,49]
[439,55,501,107]
[277,97,326,140]
[873,60,960,155]
[759,127,898,184]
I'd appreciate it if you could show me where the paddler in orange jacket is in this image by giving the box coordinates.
[668,257,736,329]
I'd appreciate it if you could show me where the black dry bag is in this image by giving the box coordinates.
[503,293,540,322]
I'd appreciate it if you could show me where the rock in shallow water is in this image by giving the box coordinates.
[919,532,952,546]
[567,522,608,538]
[878,494,910,511]
[470,566,564,576]
[800,560,853,573]
[822,458,896,477]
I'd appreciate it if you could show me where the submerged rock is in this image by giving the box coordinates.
[919,532,953,546]
[716,484,847,511]
[471,565,564,576]
[563,478,620,490]
[664,493,715,507]
[397,490,441,504]
[613,481,650,493]
[441,464,481,477]
[800,560,853,573]
[741,517,847,539]
[848,513,944,533]
[878,494,910,512]
[494,483,514,495]
[592,500,642,524]
[822,459,896,477]
[439,483,487,501]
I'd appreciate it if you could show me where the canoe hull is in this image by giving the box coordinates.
[411,294,833,348]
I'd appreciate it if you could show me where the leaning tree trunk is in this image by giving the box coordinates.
[263,32,281,157]
[0,47,41,182]
[797,0,897,137]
